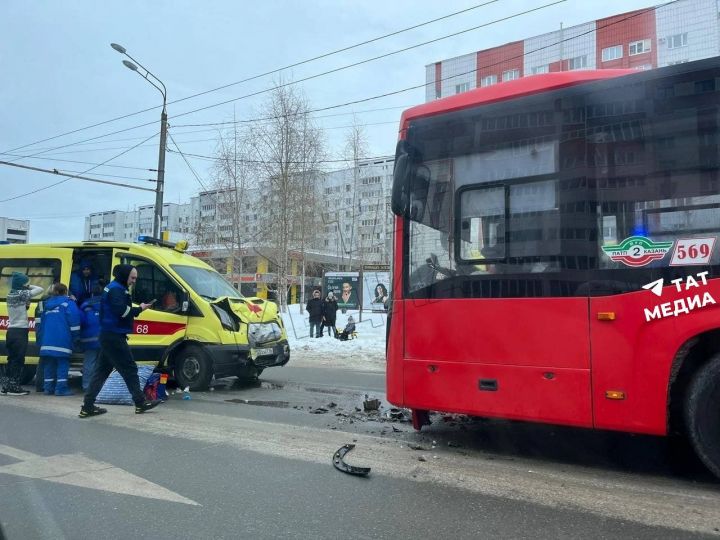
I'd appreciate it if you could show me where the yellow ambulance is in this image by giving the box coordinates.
[0,236,290,390]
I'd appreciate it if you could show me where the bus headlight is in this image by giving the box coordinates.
[248,322,282,345]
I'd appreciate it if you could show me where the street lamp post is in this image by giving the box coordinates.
[111,43,167,238]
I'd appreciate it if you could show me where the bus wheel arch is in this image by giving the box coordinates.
[685,352,720,478]
[667,329,720,437]
[171,342,213,391]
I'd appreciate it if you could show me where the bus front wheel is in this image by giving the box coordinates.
[685,353,720,479]
[173,345,213,391]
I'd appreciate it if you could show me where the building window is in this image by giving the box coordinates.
[667,59,689,65]
[531,65,549,75]
[601,45,623,62]
[481,75,497,87]
[629,39,651,56]
[666,33,688,49]
[634,64,653,71]
[567,55,588,70]
[455,82,470,94]
[502,69,520,82]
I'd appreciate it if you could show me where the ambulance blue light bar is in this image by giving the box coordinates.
[137,236,188,252]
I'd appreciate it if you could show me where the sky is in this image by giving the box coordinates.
[1,0,658,242]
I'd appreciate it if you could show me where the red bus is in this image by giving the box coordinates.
[387,57,720,478]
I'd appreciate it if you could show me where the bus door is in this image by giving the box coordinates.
[117,252,189,366]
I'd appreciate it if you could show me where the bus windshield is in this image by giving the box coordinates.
[401,62,720,299]
[172,264,243,300]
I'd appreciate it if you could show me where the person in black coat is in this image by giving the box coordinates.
[321,293,338,338]
[305,289,324,338]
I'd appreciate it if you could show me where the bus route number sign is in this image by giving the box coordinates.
[669,238,716,266]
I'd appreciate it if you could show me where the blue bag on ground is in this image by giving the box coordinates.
[96,365,155,405]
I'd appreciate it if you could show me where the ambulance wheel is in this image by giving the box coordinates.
[685,353,720,479]
[173,345,213,391]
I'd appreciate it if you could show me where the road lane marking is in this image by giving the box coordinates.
[0,444,198,506]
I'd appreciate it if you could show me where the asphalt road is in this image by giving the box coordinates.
[0,366,718,540]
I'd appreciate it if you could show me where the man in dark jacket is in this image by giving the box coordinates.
[305,289,323,338]
[321,293,338,338]
[79,264,161,418]
[69,260,98,306]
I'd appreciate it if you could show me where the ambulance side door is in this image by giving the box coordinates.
[116,252,189,366]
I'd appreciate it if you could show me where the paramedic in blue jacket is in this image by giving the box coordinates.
[79,281,104,391]
[79,264,161,418]
[69,260,98,306]
[40,283,81,396]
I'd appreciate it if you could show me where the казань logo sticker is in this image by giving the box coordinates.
[601,236,674,267]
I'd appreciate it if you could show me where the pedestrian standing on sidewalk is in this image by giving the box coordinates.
[79,281,104,391]
[39,283,81,396]
[321,292,338,338]
[79,264,161,418]
[305,289,324,338]
[2,272,44,396]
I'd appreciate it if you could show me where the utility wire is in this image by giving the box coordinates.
[0,161,156,193]
[0,1,500,156]
[167,132,210,192]
[166,147,393,165]
[29,121,398,157]
[0,132,159,203]
[4,0,559,163]
[0,153,157,172]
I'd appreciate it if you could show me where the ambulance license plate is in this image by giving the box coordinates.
[252,348,273,358]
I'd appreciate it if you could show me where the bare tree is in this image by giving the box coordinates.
[344,117,369,270]
[247,83,324,312]
[210,113,256,278]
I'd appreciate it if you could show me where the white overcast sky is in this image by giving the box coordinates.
[1,0,657,242]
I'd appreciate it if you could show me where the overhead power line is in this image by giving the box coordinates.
[0,161,156,193]
[167,132,210,192]
[26,120,399,156]
[166,148,393,165]
[0,132,159,203]
[1,153,156,172]
[0,1,500,156]
[4,0,559,163]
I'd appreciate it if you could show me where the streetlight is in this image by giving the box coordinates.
[111,42,167,238]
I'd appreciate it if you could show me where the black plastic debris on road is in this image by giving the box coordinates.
[363,396,381,411]
[332,444,371,477]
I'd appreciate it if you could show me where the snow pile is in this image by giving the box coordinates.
[280,305,386,371]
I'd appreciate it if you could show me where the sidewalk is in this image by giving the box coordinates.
[281,306,386,372]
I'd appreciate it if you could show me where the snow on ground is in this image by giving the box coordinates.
[280,304,386,372]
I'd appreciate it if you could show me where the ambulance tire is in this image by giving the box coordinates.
[173,345,213,391]
[685,353,720,480]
